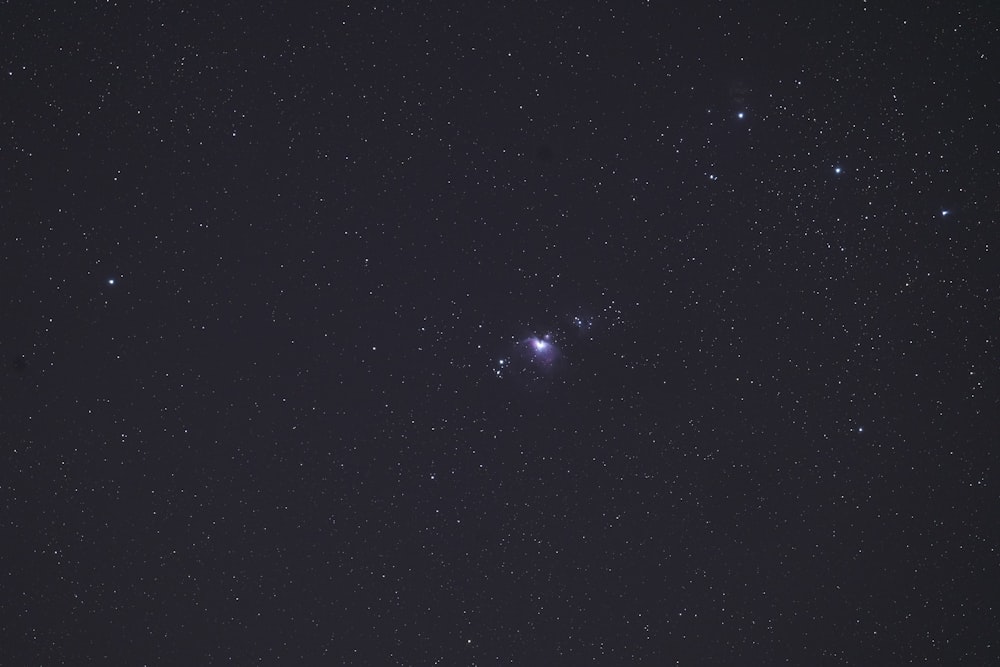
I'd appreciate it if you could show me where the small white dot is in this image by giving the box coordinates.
[737,111,745,119]
[834,167,842,174]
[941,209,950,217]
[107,278,115,285]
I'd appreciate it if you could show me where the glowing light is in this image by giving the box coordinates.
[517,335,561,372]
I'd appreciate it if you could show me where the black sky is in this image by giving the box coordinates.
[2,1,998,664]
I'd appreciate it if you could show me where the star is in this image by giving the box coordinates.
[571,314,595,336]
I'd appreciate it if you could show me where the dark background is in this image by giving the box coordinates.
[2,1,997,664]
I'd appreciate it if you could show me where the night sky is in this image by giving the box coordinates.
[2,2,998,664]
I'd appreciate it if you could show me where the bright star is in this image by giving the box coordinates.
[107,278,116,285]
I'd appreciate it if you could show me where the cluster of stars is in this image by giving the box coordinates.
[492,310,612,378]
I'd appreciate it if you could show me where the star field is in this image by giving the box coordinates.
[1,2,998,664]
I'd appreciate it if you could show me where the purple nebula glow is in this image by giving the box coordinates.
[522,335,560,368]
